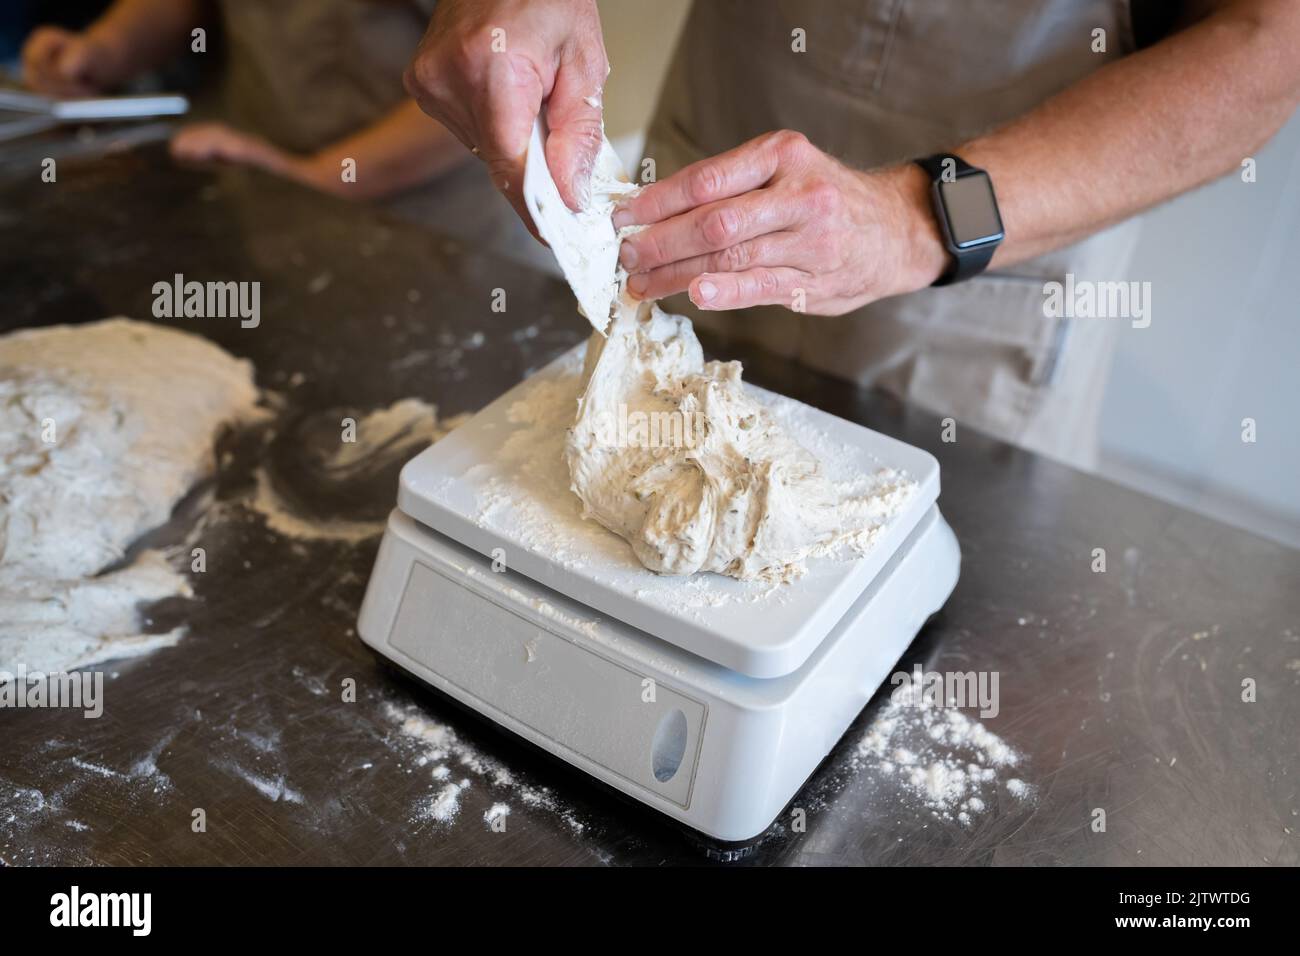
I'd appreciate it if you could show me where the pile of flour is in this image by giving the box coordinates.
[0,319,260,674]
[850,697,1032,823]
[525,123,909,582]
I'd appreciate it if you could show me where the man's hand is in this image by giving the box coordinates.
[404,0,607,225]
[612,131,948,316]
[22,26,123,97]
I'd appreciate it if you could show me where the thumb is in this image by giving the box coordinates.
[544,53,607,212]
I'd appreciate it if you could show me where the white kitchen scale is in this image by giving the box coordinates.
[358,344,960,844]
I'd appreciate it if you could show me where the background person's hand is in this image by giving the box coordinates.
[21,26,123,98]
[613,131,949,316]
[403,0,608,227]
[170,123,338,194]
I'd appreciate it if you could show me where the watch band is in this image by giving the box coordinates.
[914,153,999,286]
[914,153,976,181]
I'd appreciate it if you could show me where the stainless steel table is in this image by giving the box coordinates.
[1,142,1296,866]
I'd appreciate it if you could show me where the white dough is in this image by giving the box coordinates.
[525,128,906,581]
[0,318,260,673]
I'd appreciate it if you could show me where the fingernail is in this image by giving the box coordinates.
[627,274,648,299]
[612,207,634,230]
[694,279,718,304]
[619,241,639,270]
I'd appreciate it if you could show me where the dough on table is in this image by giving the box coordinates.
[0,318,259,674]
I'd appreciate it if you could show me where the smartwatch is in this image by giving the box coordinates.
[913,153,1004,286]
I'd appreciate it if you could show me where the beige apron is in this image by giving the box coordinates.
[217,0,436,155]
[645,0,1144,469]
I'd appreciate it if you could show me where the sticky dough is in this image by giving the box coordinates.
[0,318,260,672]
[526,127,883,582]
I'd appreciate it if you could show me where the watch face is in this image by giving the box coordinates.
[938,173,1004,248]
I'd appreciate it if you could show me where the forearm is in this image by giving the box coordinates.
[897,0,1300,281]
[301,100,471,200]
[84,0,208,85]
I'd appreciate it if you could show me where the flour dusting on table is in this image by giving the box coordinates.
[382,701,587,834]
[245,400,470,543]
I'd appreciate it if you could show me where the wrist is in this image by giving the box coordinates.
[876,163,948,296]
[290,153,340,192]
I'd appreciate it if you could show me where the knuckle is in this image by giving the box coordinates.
[804,179,839,215]
[407,55,445,99]
[457,31,491,65]
[401,64,422,99]
[718,241,751,271]
[642,231,670,269]
[631,232,665,270]
[757,268,782,296]
[701,206,741,247]
[687,163,726,205]
[772,129,811,164]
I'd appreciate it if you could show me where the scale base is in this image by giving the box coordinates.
[359,506,959,843]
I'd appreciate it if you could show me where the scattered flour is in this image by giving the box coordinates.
[223,764,304,805]
[483,803,511,829]
[326,399,466,476]
[244,401,471,543]
[430,779,470,823]
[381,701,587,834]
[850,696,1032,822]
[1006,778,1033,799]
[247,468,386,543]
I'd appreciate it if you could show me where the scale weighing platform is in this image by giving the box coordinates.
[358,347,960,844]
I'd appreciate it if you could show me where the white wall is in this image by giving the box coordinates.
[597,0,692,168]
[1098,111,1300,546]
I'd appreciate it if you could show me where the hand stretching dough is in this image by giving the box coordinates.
[525,123,894,581]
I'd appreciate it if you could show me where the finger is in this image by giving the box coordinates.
[613,130,798,229]
[403,44,472,149]
[57,39,97,88]
[170,123,222,157]
[689,267,811,311]
[544,43,609,211]
[626,232,802,301]
[168,131,197,159]
[171,126,237,161]
[619,190,799,274]
[23,31,72,94]
[476,52,545,233]
[47,36,109,96]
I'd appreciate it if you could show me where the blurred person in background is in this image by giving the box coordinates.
[20,0,469,200]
